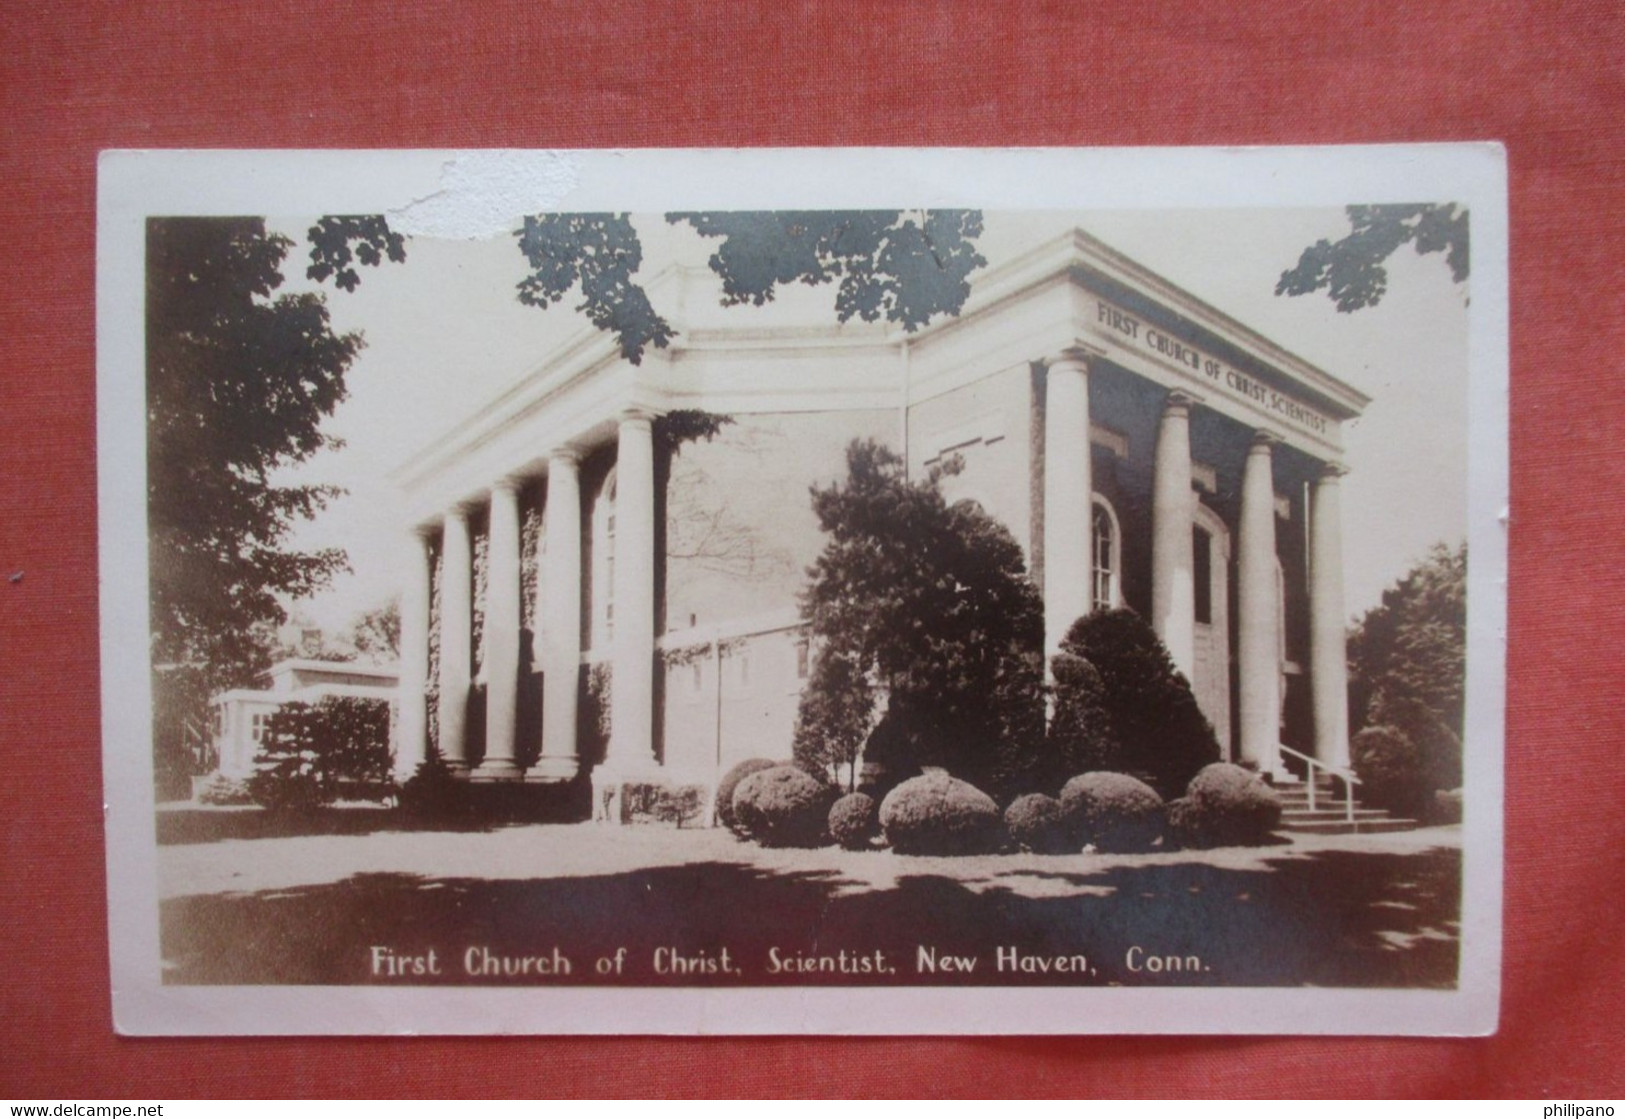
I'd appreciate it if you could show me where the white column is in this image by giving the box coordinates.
[1152,391,1197,681]
[437,506,473,773]
[1237,433,1282,774]
[394,528,432,781]
[534,450,583,780]
[1310,463,1351,770]
[609,411,657,769]
[473,480,523,780]
[1043,355,1093,671]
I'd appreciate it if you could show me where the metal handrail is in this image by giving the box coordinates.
[1277,743,1361,823]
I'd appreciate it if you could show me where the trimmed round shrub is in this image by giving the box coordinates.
[828,792,879,850]
[879,772,1002,856]
[1177,763,1282,847]
[1352,724,1429,817]
[732,765,834,847]
[1059,771,1164,852]
[715,757,779,835]
[1003,793,1072,854]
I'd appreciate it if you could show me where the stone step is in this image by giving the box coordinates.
[1280,807,1392,823]
[1268,775,1421,834]
[1276,795,1361,810]
[1281,817,1421,835]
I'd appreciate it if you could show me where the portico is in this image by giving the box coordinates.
[391,222,1368,808]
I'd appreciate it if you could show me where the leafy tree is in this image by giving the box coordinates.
[1367,689,1463,806]
[348,597,401,661]
[1347,542,1467,740]
[791,647,877,791]
[1277,204,1468,312]
[798,440,1046,797]
[148,218,363,795]
[1346,543,1467,815]
[1051,608,1220,800]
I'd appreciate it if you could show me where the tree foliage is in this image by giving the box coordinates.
[1347,543,1467,813]
[305,209,986,365]
[306,215,408,292]
[349,597,401,661]
[1277,204,1469,312]
[1051,608,1219,799]
[514,213,677,364]
[798,440,1046,796]
[671,210,986,330]
[148,218,363,791]
[652,408,733,457]
[792,646,876,791]
[514,210,985,363]
[1347,542,1467,739]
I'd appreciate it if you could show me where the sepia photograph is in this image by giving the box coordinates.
[98,147,1506,1035]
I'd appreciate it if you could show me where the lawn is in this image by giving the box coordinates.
[156,807,1461,989]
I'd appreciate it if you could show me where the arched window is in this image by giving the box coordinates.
[1091,496,1122,612]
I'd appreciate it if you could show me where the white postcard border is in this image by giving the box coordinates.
[99,146,1508,1036]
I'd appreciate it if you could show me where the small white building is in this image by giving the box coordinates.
[389,221,1368,815]
[209,659,399,781]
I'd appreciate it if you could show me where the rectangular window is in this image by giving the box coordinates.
[1194,528,1213,625]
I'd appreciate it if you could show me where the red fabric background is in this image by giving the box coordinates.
[2,0,1621,1099]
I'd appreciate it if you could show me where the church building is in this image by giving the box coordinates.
[388,222,1369,815]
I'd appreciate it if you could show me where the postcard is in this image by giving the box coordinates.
[99,146,1507,1034]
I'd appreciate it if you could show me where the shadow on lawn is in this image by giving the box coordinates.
[162,847,1459,989]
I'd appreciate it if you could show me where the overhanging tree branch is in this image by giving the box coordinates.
[1277,204,1469,312]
